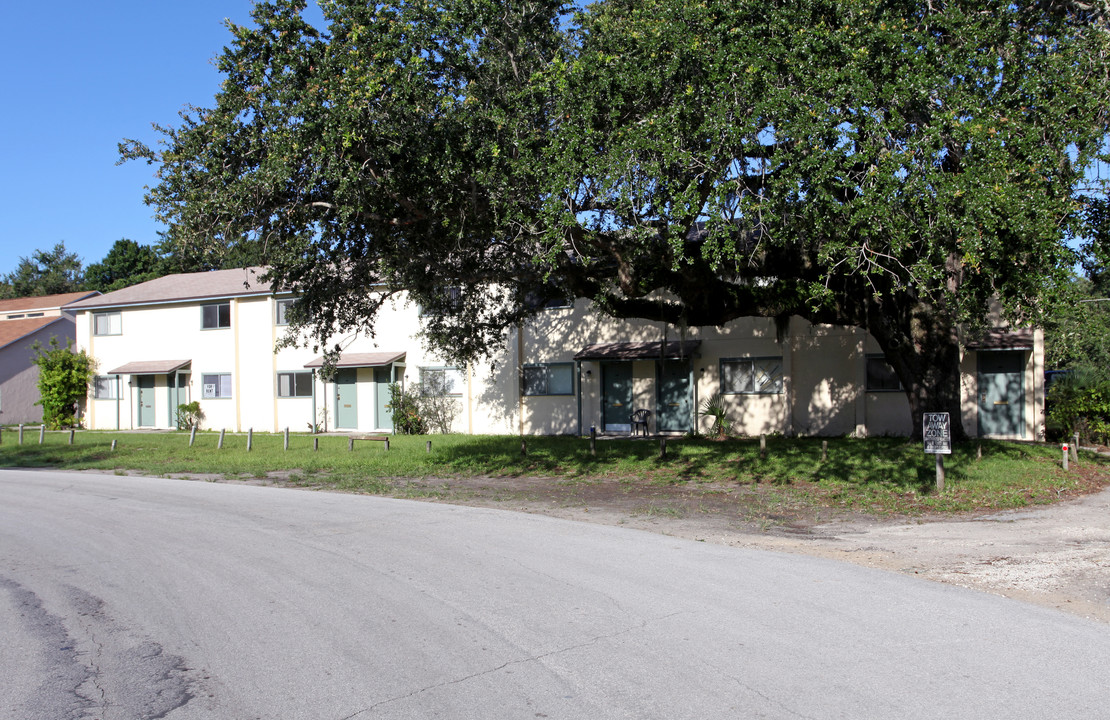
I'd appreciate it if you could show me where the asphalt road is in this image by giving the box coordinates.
[1,469,1108,720]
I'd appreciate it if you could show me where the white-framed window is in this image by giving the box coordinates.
[26,312,44,318]
[93,312,122,336]
[201,302,231,330]
[201,373,233,399]
[6,314,23,320]
[275,298,295,326]
[866,355,903,392]
[720,357,784,394]
[92,375,118,399]
[523,363,574,395]
[278,371,313,398]
[420,367,464,396]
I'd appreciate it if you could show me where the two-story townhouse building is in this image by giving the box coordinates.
[0,291,99,425]
[66,268,1044,439]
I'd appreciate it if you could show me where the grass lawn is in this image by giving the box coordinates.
[2,428,1108,516]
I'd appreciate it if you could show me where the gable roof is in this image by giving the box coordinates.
[64,268,273,311]
[0,291,98,315]
[0,316,68,351]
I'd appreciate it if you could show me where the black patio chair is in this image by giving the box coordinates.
[630,409,651,437]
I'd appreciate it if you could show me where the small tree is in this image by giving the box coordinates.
[419,372,461,435]
[387,383,427,435]
[32,338,95,429]
[176,401,204,430]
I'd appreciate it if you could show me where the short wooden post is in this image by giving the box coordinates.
[110,439,117,452]
[936,453,945,492]
[383,437,390,451]
[1062,443,1069,471]
[0,426,3,445]
[218,428,226,449]
[1071,434,1079,465]
[68,429,75,445]
[759,434,766,460]
[426,440,432,454]
[284,427,290,451]
[189,425,197,447]
[314,437,319,452]
[348,436,354,452]
[590,427,597,457]
[19,424,25,445]
[247,428,253,452]
[39,425,46,444]
[659,437,667,460]
[821,440,827,462]
[976,443,982,461]
[521,438,527,456]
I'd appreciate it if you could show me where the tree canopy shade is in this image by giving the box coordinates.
[123,0,1110,439]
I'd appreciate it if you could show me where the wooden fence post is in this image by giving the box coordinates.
[110,439,117,452]
[1062,443,1069,472]
[189,425,197,447]
[314,437,319,452]
[521,438,527,456]
[383,438,390,451]
[426,440,432,454]
[1071,434,1079,465]
[821,440,827,462]
[247,428,253,452]
[284,427,290,451]
[590,427,597,457]
[218,428,226,450]
[39,425,46,444]
[69,429,75,445]
[659,437,667,460]
[759,434,766,459]
[19,424,25,445]
[348,436,354,452]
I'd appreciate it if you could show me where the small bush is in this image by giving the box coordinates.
[388,383,428,435]
[32,338,95,429]
[1046,371,1110,445]
[176,401,204,430]
[700,393,732,438]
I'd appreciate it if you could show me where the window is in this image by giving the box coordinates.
[419,287,462,316]
[6,314,23,319]
[720,357,783,394]
[523,364,574,395]
[276,299,295,326]
[26,312,43,318]
[201,302,231,329]
[420,367,464,396]
[278,371,313,398]
[94,312,122,336]
[523,289,573,311]
[202,373,232,399]
[866,355,903,392]
[92,376,118,399]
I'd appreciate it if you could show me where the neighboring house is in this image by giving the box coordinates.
[65,268,1044,439]
[0,291,99,425]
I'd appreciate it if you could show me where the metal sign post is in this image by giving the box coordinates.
[923,412,952,492]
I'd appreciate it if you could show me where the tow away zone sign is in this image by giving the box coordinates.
[923,412,952,455]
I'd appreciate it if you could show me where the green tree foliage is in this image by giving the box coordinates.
[1,242,85,298]
[122,0,1110,440]
[84,238,167,292]
[31,338,95,429]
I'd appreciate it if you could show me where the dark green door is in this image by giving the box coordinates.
[335,369,358,429]
[978,351,1025,437]
[137,376,155,427]
[374,366,392,431]
[657,360,692,433]
[602,362,632,432]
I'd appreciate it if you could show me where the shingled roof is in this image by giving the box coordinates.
[0,291,98,315]
[64,268,273,311]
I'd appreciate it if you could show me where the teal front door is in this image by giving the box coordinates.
[602,362,632,432]
[335,369,358,429]
[978,351,1025,437]
[137,375,155,427]
[657,360,692,433]
[374,366,392,431]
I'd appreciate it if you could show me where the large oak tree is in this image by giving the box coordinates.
[124,0,1110,439]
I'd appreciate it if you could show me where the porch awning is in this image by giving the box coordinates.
[108,360,191,375]
[573,340,701,361]
[304,351,406,369]
[966,329,1034,351]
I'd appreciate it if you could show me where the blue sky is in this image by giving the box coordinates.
[0,2,322,277]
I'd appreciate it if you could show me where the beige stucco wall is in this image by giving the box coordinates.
[74,288,1041,439]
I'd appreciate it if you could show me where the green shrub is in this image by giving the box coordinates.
[700,393,732,438]
[1046,371,1110,445]
[32,338,95,429]
[388,383,427,434]
[176,401,204,430]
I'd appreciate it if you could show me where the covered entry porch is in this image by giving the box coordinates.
[105,359,192,430]
[304,352,406,433]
